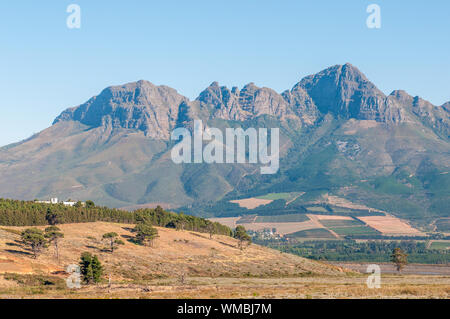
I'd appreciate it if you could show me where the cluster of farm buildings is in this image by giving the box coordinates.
[35,198,85,207]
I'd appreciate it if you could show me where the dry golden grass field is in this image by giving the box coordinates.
[0,222,346,278]
[0,222,448,299]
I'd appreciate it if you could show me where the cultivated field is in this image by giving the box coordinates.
[208,217,240,228]
[256,192,304,204]
[229,192,304,209]
[305,206,329,213]
[230,198,273,209]
[429,241,450,250]
[210,214,386,239]
[330,226,380,236]
[255,214,310,223]
[212,214,331,237]
[211,211,428,240]
[358,216,422,235]
[285,228,336,239]
[310,215,354,221]
[319,194,385,213]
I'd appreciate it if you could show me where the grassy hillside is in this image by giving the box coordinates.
[0,222,345,280]
[0,222,449,298]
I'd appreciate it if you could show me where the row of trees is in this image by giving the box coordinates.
[0,198,232,237]
[21,222,251,260]
[20,224,159,260]
[99,221,160,249]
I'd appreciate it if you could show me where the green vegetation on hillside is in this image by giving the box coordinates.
[305,206,329,213]
[285,228,335,239]
[371,176,414,195]
[329,226,380,236]
[429,241,450,250]
[319,219,364,228]
[435,219,450,232]
[256,192,302,201]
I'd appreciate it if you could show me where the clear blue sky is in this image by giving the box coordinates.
[1,0,449,146]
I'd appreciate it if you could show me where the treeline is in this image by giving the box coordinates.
[0,199,232,236]
[260,239,450,264]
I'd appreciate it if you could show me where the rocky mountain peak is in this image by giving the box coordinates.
[52,64,449,140]
[296,63,387,120]
[442,101,450,112]
[53,80,188,139]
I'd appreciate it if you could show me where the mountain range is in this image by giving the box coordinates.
[0,63,449,223]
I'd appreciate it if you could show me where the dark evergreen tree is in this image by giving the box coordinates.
[134,223,159,246]
[102,232,124,252]
[21,228,48,258]
[79,252,103,284]
[46,207,62,225]
[234,225,252,250]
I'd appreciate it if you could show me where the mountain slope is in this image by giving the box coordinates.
[0,63,448,220]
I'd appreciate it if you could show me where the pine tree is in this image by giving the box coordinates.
[134,223,159,246]
[44,226,64,259]
[21,228,48,258]
[234,225,252,250]
[391,247,408,272]
[46,207,62,225]
[79,252,103,284]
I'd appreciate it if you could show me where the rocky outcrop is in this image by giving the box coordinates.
[53,80,188,139]
[387,90,450,137]
[195,81,296,122]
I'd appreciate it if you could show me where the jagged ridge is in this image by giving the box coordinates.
[53,63,450,139]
